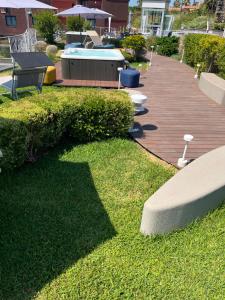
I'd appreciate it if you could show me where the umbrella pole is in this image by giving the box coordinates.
[25,8,31,51]
[79,14,82,43]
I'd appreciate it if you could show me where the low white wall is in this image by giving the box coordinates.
[199,72,225,106]
[140,146,225,235]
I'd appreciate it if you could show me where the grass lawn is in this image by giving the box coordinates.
[0,84,68,105]
[0,138,224,300]
[130,61,150,73]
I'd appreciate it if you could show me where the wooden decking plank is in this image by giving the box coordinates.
[130,54,225,166]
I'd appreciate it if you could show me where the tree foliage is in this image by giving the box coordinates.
[34,11,61,44]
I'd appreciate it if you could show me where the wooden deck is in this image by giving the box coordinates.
[55,62,118,88]
[130,54,225,166]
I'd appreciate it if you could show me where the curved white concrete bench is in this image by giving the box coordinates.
[140,146,225,235]
[199,72,225,106]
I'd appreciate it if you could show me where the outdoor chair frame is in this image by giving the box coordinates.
[0,67,47,100]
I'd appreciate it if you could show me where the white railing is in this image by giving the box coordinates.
[0,29,37,55]
[172,29,225,37]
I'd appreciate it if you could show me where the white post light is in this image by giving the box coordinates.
[194,63,201,79]
[108,16,112,33]
[206,19,209,33]
[117,67,123,89]
[149,45,154,66]
[180,48,184,63]
[0,149,3,173]
[177,134,194,168]
[155,45,159,55]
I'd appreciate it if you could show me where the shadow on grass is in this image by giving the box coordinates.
[0,152,116,300]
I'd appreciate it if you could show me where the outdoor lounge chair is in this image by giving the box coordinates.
[0,67,47,100]
[85,30,114,49]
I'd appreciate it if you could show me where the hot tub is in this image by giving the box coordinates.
[61,48,125,81]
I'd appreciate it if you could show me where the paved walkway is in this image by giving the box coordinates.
[130,54,225,166]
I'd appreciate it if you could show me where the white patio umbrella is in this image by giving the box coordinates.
[0,0,57,50]
[56,5,95,18]
[0,0,56,29]
[0,0,56,9]
[57,5,113,33]
[91,8,113,33]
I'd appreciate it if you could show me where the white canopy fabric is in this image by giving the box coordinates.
[88,8,113,19]
[57,5,95,17]
[57,5,113,19]
[0,0,56,9]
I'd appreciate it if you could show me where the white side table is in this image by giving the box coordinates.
[131,94,148,114]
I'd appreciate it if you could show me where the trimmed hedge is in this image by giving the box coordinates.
[122,35,146,60]
[146,36,179,57]
[0,89,133,170]
[184,34,225,76]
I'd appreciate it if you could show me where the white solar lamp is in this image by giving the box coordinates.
[177,134,194,168]
[131,94,148,114]
[0,149,3,173]
[180,48,184,64]
[194,63,201,79]
[149,45,154,66]
[117,67,123,89]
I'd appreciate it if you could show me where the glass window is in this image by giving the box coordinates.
[5,16,17,27]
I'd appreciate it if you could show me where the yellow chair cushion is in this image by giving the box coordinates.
[44,66,56,85]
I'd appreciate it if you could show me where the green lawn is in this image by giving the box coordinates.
[0,85,69,105]
[130,61,150,73]
[0,138,224,300]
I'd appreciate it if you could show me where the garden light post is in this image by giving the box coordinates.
[117,67,123,89]
[207,20,209,32]
[194,63,201,79]
[180,48,184,64]
[0,149,3,173]
[149,45,154,66]
[177,134,194,168]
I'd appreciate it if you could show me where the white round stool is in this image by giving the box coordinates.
[131,94,148,114]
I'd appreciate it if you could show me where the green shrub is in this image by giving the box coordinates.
[83,20,92,31]
[120,49,135,62]
[0,46,10,58]
[216,46,225,79]
[34,11,61,44]
[146,36,179,56]
[0,90,133,170]
[156,36,179,57]
[146,36,157,51]
[0,116,27,169]
[69,92,133,142]
[213,22,225,30]
[184,34,225,73]
[122,35,146,59]
[67,16,84,32]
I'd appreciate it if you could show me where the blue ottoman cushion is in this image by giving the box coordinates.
[121,68,140,88]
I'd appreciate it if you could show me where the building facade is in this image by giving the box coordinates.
[0,0,128,37]
[141,0,173,36]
